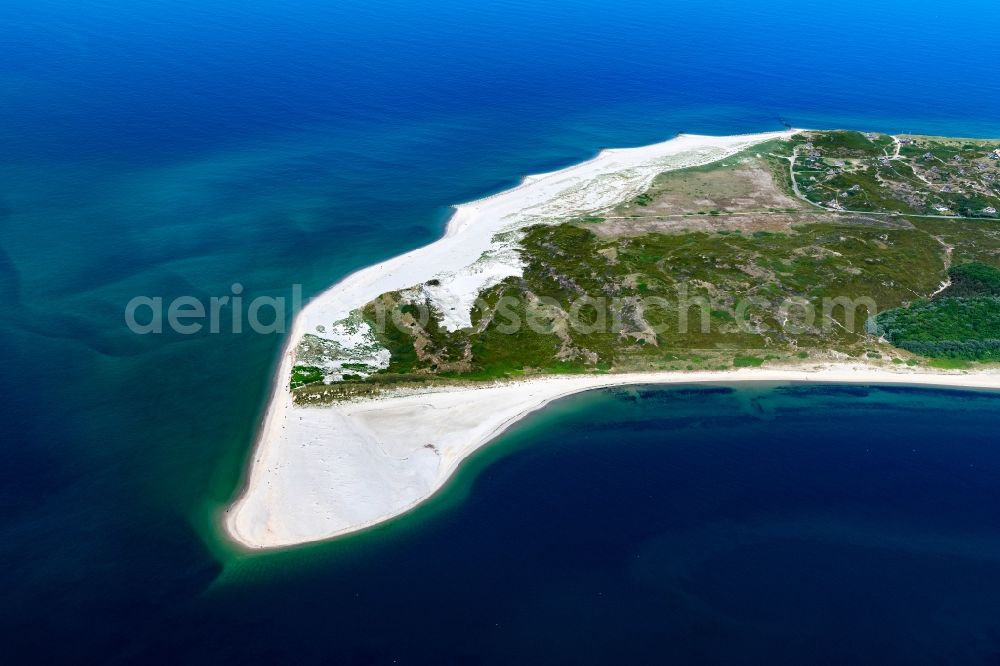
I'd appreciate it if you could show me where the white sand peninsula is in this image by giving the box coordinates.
[224,131,1000,549]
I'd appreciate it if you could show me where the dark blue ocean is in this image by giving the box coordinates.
[2,1,1000,663]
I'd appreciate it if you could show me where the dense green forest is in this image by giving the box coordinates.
[871,263,1000,360]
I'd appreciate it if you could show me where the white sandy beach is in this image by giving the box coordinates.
[224,129,1000,549]
[226,365,1000,549]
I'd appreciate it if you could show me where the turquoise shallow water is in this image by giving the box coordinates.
[2,0,1000,662]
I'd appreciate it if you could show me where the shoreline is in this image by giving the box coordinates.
[223,128,1000,551]
[225,365,1000,550]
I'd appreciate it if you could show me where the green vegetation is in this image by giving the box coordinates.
[349,218,949,393]
[873,297,1000,361]
[789,132,1000,218]
[942,262,1000,297]
[734,355,766,368]
[908,219,1000,269]
[873,263,1000,361]
[808,131,895,156]
[361,294,471,376]
[292,131,1000,401]
[928,358,973,370]
[290,365,324,389]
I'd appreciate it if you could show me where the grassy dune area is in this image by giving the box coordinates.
[292,131,1000,401]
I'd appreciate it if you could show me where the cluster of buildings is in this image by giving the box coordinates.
[798,135,1000,217]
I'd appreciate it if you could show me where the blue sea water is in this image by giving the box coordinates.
[2,0,1000,662]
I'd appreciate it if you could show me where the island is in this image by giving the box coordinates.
[225,130,1000,549]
